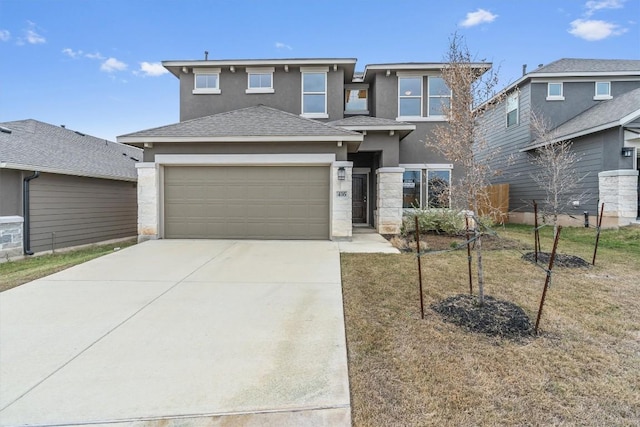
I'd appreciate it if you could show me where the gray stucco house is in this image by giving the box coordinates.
[478,58,640,227]
[0,120,142,258]
[118,57,489,241]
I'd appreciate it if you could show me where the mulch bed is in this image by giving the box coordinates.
[521,252,591,268]
[389,233,528,253]
[431,294,533,340]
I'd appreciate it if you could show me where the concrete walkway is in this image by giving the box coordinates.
[0,240,351,426]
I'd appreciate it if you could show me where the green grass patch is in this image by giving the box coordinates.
[0,239,136,292]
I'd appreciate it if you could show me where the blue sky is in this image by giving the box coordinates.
[1,0,639,141]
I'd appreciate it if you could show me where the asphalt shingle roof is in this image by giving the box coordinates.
[533,58,640,74]
[328,116,412,127]
[119,105,361,139]
[0,119,142,180]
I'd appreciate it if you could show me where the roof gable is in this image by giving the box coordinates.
[0,119,141,181]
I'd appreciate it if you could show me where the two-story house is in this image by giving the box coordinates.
[118,57,489,241]
[477,58,640,227]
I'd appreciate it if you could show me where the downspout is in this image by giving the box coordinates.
[23,171,40,255]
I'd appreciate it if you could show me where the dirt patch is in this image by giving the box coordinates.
[431,294,533,340]
[388,232,528,253]
[522,251,591,268]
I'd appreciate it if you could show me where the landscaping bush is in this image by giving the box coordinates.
[402,208,466,235]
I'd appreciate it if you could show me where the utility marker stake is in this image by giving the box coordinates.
[415,216,425,320]
[592,202,605,266]
[535,226,562,335]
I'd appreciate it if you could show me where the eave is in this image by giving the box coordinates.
[0,162,137,182]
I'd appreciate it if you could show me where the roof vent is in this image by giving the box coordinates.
[0,126,12,134]
[204,50,209,60]
[74,131,85,136]
[60,125,66,128]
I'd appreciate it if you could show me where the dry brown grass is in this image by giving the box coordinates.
[341,228,640,426]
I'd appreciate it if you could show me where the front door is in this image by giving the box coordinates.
[352,174,367,224]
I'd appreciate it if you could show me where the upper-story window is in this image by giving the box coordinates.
[547,82,564,100]
[428,77,451,117]
[594,81,612,100]
[246,67,274,94]
[345,88,368,113]
[398,77,422,117]
[193,68,221,94]
[506,92,519,127]
[301,67,328,118]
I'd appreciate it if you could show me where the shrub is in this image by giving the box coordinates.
[403,208,466,236]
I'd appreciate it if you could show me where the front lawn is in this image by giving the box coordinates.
[341,225,640,426]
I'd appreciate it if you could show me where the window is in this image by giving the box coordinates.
[301,68,327,117]
[506,92,519,127]
[403,170,421,208]
[402,167,452,209]
[345,88,368,112]
[399,77,422,117]
[246,67,274,94]
[594,81,611,100]
[428,76,451,117]
[547,82,564,100]
[193,68,221,94]
[427,170,451,208]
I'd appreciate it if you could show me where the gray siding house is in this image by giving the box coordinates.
[119,57,489,241]
[478,59,640,227]
[0,120,142,258]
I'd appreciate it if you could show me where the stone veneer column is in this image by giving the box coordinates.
[598,169,639,226]
[331,161,353,240]
[135,163,159,242]
[0,216,24,259]
[376,167,404,234]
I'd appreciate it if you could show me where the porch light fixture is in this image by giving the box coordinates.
[337,167,346,181]
[621,147,634,157]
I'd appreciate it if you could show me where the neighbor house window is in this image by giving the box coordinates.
[547,82,564,100]
[506,92,519,127]
[398,77,422,117]
[427,170,451,208]
[246,67,274,94]
[345,88,368,112]
[403,170,421,208]
[428,76,451,117]
[594,81,611,100]
[301,68,328,117]
[193,68,221,94]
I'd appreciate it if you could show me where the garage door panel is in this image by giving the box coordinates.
[164,166,329,239]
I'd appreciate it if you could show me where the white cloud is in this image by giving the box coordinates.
[0,30,10,42]
[85,52,105,60]
[137,62,168,77]
[100,57,128,72]
[568,18,627,40]
[460,9,498,27]
[62,48,83,58]
[585,0,625,16]
[275,42,292,50]
[24,21,45,44]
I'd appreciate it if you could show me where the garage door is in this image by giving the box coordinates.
[164,166,330,239]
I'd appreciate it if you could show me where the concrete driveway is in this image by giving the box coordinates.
[0,240,351,426]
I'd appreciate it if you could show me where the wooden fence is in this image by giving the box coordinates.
[477,183,509,224]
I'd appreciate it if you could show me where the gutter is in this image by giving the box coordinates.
[22,171,40,255]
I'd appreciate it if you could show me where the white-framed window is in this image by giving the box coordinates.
[192,68,221,94]
[345,88,368,112]
[301,67,328,118]
[401,165,452,209]
[246,67,274,94]
[398,76,422,118]
[594,81,612,100]
[428,76,451,117]
[547,82,564,100]
[506,92,519,127]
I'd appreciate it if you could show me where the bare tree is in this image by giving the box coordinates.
[427,33,503,305]
[529,111,588,238]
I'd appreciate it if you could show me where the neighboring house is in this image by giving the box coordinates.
[478,58,640,227]
[0,120,142,258]
[118,57,489,241]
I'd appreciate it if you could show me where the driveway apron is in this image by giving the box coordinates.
[0,240,351,426]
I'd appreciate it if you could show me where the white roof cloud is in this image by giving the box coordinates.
[568,19,627,40]
[101,57,128,72]
[460,9,498,27]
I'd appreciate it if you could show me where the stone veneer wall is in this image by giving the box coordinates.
[598,169,639,227]
[0,216,24,259]
[331,162,353,240]
[135,163,159,242]
[376,167,404,234]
